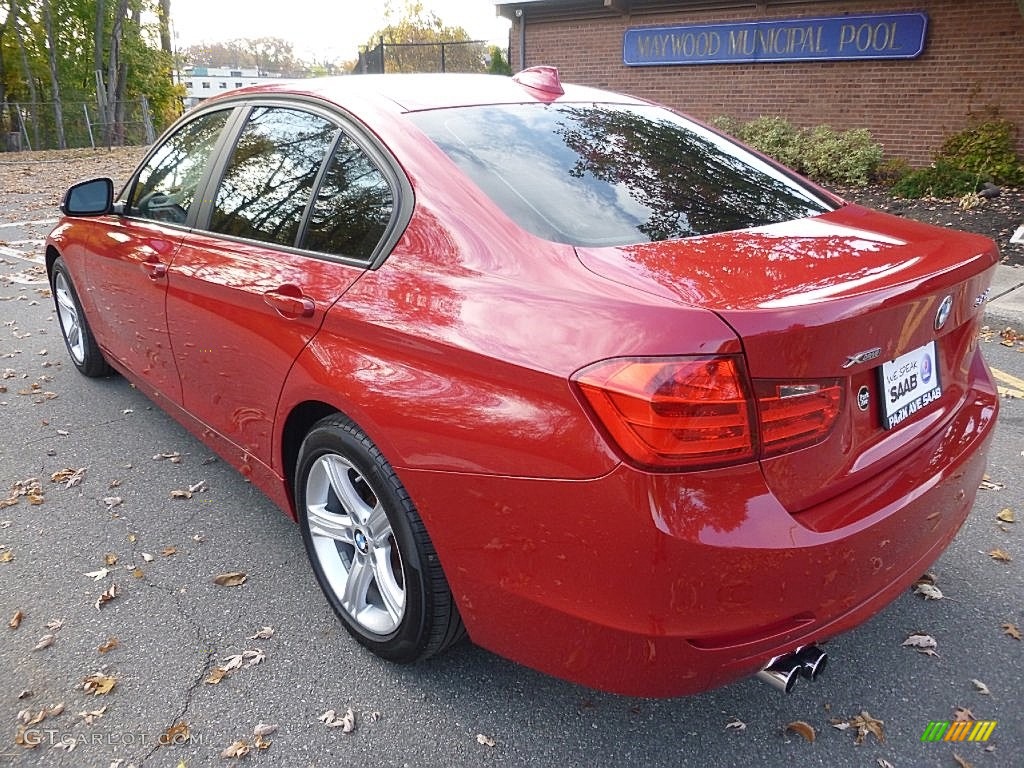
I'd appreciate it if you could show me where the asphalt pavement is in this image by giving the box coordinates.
[1,211,1022,768]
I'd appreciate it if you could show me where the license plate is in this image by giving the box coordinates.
[878,341,941,430]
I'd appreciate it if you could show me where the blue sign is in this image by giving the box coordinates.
[623,13,928,66]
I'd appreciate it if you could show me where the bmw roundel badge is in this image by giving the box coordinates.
[934,295,953,330]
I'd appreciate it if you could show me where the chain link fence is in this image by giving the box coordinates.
[0,98,156,152]
[356,40,490,75]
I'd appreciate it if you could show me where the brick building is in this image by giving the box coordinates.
[495,0,1024,166]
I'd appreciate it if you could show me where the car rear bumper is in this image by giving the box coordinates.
[402,351,998,697]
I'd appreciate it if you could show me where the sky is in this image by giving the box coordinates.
[170,0,512,63]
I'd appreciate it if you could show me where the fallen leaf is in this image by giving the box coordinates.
[254,734,272,750]
[213,571,247,587]
[161,545,177,557]
[131,567,144,579]
[104,553,118,566]
[33,633,55,651]
[94,583,119,610]
[244,649,265,667]
[77,705,107,725]
[45,618,63,631]
[988,548,1012,563]
[996,508,1015,523]
[913,583,944,600]
[221,653,244,672]
[970,679,990,695]
[320,708,356,732]
[161,721,190,746]
[249,626,274,640]
[953,706,975,722]
[82,674,116,695]
[98,637,119,654]
[1002,622,1021,640]
[153,452,181,461]
[170,489,192,499]
[978,478,1003,490]
[205,668,228,685]
[9,609,23,628]
[85,567,110,581]
[785,720,816,743]
[221,739,249,759]
[50,467,87,488]
[102,496,123,510]
[847,710,885,745]
[902,633,938,655]
[141,552,155,562]
[188,480,207,493]
[0,550,12,563]
[877,760,894,768]
[108,479,122,489]
[476,733,496,747]
[724,717,747,731]
[253,722,277,738]
[14,724,40,749]
[953,753,974,768]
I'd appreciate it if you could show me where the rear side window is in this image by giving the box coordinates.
[210,107,336,247]
[410,104,835,247]
[129,109,230,224]
[301,133,394,261]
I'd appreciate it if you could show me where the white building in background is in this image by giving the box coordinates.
[178,67,286,108]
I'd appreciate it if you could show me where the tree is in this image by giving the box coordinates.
[179,37,302,76]
[365,1,487,74]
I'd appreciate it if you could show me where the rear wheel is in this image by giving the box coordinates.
[295,415,464,662]
[50,257,111,377]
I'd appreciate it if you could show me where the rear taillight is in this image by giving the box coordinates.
[573,357,843,471]
[573,357,757,469]
[754,380,842,457]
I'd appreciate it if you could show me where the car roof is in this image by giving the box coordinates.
[208,72,650,114]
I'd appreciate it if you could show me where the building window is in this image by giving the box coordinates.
[230,70,242,77]
[235,82,244,88]
[201,82,211,89]
[219,82,227,89]
[184,81,193,88]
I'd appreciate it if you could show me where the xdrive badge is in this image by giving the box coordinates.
[842,347,882,369]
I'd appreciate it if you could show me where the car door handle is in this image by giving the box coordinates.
[141,259,168,280]
[263,288,315,319]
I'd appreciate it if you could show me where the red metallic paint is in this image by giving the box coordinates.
[45,73,1001,697]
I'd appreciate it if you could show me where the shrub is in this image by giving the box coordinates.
[935,119,1024,186]
[711,115,883,185]
[873,157,912,187]
[735,116,804,171]
[800,126,883,185]
[891,160,979,198]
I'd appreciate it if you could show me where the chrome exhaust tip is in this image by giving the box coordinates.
[795,644,828,681]
[755,654,803,693]
[755,645,828,692]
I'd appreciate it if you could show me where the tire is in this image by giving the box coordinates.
[50,257,112,377]
[295,415,465,662]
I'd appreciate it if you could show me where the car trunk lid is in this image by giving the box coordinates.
[575,204,1000,513]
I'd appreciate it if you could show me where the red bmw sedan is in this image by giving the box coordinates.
[46,67,999,697]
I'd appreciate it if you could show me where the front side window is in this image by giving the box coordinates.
[210,107,336,247]
[301,133,394,260]
[411,104,835,247]
[129,109,230,225]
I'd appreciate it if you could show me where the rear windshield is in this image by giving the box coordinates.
[410,103,835,247]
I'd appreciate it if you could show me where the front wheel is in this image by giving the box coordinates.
[50,257,111,377]
[295,415,464,662]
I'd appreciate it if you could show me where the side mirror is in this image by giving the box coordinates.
[62,178,114,217]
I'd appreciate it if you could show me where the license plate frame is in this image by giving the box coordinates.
[878,341,942,430]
